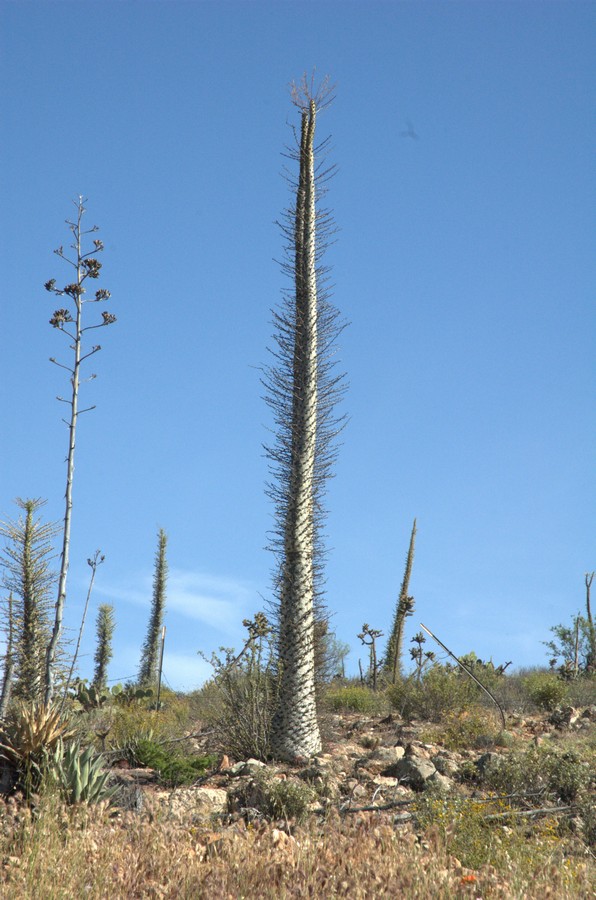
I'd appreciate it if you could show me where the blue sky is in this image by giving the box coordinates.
[1,1,594,691]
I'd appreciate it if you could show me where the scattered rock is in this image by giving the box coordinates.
[369,746,406,765]
[149,786,228,824]
[110,767,159,788]
[549,706,580,728]
[351,783,368,800]
[431,753,460,777]
[426,771,452,793]
[229,759,268,777]
[382,756,437,790]
[475,752,501,776]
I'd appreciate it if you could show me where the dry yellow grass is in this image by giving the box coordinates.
[0,796,593,899]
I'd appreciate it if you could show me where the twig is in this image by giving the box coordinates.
[483,805,577,821]
[315,789,549,818]
[60,550,104,714]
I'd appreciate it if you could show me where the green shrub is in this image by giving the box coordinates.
[522,672,569,710]
[480,746,592,804]
[198,614,279,760]
[128,738,216,787]
[107,691,192,751]
[432,709,501,751]
[323,685,389,714]
[229,774,316,823]
[387,666,482,721]
[264,778,316,821]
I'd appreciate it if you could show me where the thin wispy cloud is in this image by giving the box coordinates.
[160,652,213,691]
[95,568,258,635]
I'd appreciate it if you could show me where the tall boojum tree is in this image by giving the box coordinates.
[265,77,346,762]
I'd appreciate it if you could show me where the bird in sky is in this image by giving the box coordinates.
[400,119,419,140]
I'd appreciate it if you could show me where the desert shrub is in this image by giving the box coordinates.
[186,679,227,723]
[264,778,316,821]
[563,676,596,707]
[229,773,316,823]
[413,790,591,876]
[106,691,192,752]
[579,796,596,847]
[414,793,502,870]
[387,666,483,721]
[480,746,592,804]
[431,709,501,751]
[522,672,569,710]
[544,613,594,676]
[199,614,279,760]
[127,737,216,787]
[323,684,389,714]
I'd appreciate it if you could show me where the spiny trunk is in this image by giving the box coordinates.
[139,529,168,686]
[386,519,417,684]
[270,101,322,761]
[0,594,15,717]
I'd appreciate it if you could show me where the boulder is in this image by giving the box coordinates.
[549,706,580,728]
[229,758,268,777]
[426,771,452,793]
[381,755,436,790]
[149,786,228,824]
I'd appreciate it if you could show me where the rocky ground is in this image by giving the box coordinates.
[109,703,596,831]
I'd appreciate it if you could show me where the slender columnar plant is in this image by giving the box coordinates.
[43,198,116,705]
[385,519,417,684]
[585,572,595,671]
[92,603,115,692]
[264,76,345,761]
[0,593,15,717]
[139,529,168,687]
[0,499,59,703]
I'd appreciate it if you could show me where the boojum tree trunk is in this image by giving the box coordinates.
[386,518,417,684]
[270,100,322,761]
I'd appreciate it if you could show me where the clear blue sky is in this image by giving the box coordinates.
[1,1,594,691]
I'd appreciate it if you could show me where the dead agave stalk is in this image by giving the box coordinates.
[420,623,507,730]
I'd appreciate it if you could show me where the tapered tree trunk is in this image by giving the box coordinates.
[385,519,417,683]
[139,529,168,687]
[585,573,595,671]
[0,594,15,718]
[270,101,322,761]
[93,604,115,692]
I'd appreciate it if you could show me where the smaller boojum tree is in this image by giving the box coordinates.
[384,519,417,684]
[93,604,115,693]
[43,198,116,705]
[0,498,59,706]
[139,530,168,687]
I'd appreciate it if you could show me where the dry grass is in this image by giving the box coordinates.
[0,794,593,899]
